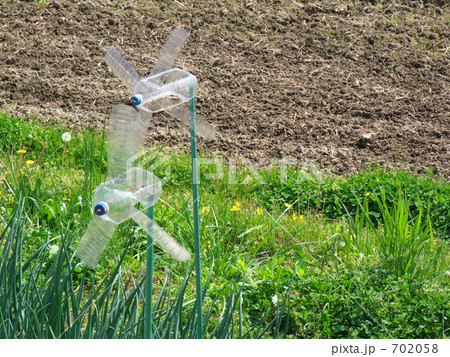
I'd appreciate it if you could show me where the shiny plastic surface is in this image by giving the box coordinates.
[149,27,189,78]
[105,47,141,93]
[105,27,216,140]
[76,167,190,266]
[134,68,198,113]
[107,104,152,179]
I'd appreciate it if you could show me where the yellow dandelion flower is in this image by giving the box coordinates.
[17,149,26,154]
[200,206,210,214]
[291,213,305,222]
[25,160,35,165]
[349,235,354,241]
[256,207,264,215]
[230,201,240,211]
[365,192,370,197]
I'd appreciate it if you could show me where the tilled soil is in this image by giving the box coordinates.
[0,0,449,177]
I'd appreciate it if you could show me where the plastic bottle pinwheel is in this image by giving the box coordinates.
[104,27,216,140]
[76,28,213,267]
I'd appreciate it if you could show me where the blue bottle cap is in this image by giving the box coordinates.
[94,202,108,216]
[130,95,142,106]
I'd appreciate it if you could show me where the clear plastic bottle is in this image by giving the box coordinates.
[76,167,190,267]
[105,27,216,140]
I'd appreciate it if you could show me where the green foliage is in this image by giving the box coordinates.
[0,200,292,339]
[285,267,449,339]
[0,112,448,338]
[0,111,104,171]
[254,167,450,238]
[334,191,449,280]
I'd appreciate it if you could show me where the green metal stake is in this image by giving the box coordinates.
[144,206,155,339]
[189,96,204,339]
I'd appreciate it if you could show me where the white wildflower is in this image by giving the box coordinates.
[62,132,72,142]
[272,294,278,305]
[49,245,59,257]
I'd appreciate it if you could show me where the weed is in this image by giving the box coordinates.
[0,112,448,338]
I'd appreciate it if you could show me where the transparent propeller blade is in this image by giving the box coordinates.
[131,208,190,262]
[165,104,216,140]
[76,167,189,265]
[107,104,152,179]
[105,47,142,93]
[76,215,118,267]
[149,27,189,79]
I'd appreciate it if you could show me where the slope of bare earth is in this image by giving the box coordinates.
[0,0,448,177]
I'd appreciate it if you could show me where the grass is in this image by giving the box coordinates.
[0,110,449,338]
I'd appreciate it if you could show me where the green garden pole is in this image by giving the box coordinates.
[144,206,155,339]
[189,96,204,339]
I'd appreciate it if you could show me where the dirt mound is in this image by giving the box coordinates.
[0,0,449,177]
